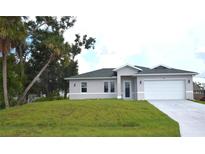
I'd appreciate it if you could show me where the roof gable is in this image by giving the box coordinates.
[152,65,171,69]
[113,64,142,71]
[115,65,140,76]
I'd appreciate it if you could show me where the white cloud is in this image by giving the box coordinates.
[63,0,205,83]
[75,53,92,73]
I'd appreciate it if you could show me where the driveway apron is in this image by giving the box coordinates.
[148,100,205,137]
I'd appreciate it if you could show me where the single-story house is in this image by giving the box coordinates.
[65,65,197,100]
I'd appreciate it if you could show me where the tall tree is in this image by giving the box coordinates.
[17,17,95,104]
[15,41,28,84]
[0,55,23,108]
[0,17,26,108]
[26,34,95,98]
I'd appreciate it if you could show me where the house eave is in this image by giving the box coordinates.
[64,76,117,80]
[136,72,198,76]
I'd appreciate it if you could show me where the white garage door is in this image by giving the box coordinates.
[144,80,185,100]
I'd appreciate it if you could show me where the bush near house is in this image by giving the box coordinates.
[34,96,65,102]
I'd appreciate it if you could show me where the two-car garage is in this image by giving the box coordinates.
[144,80,185,100]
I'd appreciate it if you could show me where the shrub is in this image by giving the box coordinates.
[34,96,65,102]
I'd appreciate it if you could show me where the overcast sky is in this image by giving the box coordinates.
[2,0,205,82]
[63,0,205,83]
[10,0,200,83]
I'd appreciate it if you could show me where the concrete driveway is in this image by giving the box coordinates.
[148,100,205,137]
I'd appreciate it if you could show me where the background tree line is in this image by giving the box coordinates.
[0,16,95,109]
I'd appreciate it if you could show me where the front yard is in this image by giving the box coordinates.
[0,99,180,136]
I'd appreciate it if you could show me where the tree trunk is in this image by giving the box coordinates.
[2,51,9,108]
[64,80,68,99]
[64,88,67,99]
[19,45,24,82]
[17,54,54,104]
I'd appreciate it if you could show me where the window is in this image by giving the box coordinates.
[81,82,87,93]
[104,82,109,92]
[110,81,115,92]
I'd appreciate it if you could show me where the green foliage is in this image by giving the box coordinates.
[25,16,95,98]
[70,34,96,60]
[34,96,65,102]
[0,17,26,39]
[0,17,27,108]
[0,16,95,106]
[0,55,23,108]
[27,16,76,35]
[0,17,27,51]
[0,99,180,136]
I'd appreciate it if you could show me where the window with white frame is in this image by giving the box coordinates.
[104,81,115,93]
[104,82,109,92]
[81,82,87,93]
[110,81,115,92]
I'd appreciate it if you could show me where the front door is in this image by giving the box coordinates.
[124,80,132,99]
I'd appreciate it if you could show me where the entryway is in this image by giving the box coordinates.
[123,80,132,99]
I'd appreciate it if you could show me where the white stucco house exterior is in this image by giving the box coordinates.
[65,65,197,100]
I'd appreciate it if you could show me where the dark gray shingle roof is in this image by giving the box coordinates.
[68,68,116,78]
[136,65,197,74]
[66,65,197,79]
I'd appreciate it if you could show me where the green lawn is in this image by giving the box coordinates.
[0,99,180,137]
[193,100,205,105]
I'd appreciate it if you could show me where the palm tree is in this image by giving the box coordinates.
[0,17,26,108]
[17,17,95,104]
[17,33,66,104]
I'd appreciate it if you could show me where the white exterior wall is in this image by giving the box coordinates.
[68,65,195,100]
[137,75,194,100]
[69,79,117,99]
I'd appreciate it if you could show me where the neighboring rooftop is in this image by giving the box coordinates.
[65,65,197,79]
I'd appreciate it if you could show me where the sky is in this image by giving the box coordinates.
[3,0,204,82]
[62,0,205,83]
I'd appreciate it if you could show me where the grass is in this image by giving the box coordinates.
[0,99,180,137]
[193,100,205,105]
